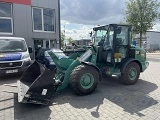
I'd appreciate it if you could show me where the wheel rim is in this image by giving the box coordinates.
[128,67,137,80]
[80,73,94,89]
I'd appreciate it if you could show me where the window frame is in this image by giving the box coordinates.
[32,7,55,33]
[116,26,129,46]
[0,2,13,35]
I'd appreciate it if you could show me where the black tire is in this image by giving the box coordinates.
[121,62,140,85]
[69,65,99,95]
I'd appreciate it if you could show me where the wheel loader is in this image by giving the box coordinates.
[8,24,149,105]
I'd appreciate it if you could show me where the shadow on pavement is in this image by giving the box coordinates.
[13,94,51,120]
[52,77,158,118]
[0,71,52,120]
[0,74,21,85]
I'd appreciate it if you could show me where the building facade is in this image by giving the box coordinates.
[134,31,160,50]
[0,0,60,59]
[145,31,160,50]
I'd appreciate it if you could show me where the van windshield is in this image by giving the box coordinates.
[0,39,27,53]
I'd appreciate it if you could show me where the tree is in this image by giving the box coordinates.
[61,32,65,48]
[67,37,73,45]
[125,0,160,47]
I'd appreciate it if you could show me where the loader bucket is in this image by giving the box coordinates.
[17,61,56,105]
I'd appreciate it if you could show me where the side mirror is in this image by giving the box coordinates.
[28,46,33,53]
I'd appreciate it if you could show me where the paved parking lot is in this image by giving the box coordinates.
[0,54,160,120]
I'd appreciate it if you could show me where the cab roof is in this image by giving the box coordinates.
[93,24,132,30]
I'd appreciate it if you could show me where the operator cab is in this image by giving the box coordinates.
[92,24,132,65]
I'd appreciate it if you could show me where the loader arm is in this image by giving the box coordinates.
[48,48,95,91]
[48,51,74,70]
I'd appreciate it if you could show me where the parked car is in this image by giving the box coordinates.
[0,37,32,76]
[36,48,68,70]
[63,44,86,56]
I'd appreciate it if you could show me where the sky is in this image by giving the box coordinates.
[60,0,160,40]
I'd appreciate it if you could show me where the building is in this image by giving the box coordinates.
[73,39,91,46]
[0,0,60,59]
[134,31,160,50]
[145,31,160,50]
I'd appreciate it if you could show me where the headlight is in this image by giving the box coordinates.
[22,53,31,63]
[22,53,30,59]
[49,61,55,65]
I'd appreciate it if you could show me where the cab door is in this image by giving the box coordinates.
[101,26,114,65]
[114,26,130,62]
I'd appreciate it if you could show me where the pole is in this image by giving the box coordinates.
[58,0,61,49]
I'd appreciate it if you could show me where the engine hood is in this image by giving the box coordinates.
[0,53,22,61]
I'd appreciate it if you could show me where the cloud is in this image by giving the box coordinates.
[60,0,126,25]
[60,0,160,40]
[61,21,94,40]
[60,0,127,40]
[61,20,70,25]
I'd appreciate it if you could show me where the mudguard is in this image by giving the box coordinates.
[81,61,102,81]
[120,58,142,73]
[17,61,56,105]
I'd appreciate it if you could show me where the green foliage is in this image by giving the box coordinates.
[67,37,73,45]
[60,33,73,48]
[125,0,160,47]
[61,32,65,47]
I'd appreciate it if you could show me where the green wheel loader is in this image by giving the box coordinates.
[12,24,149,105]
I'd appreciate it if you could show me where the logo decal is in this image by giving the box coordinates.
[9,63,13,66]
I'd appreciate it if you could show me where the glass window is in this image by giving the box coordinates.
[103,29,114,50]
[0,39,27,52]
[0,2,13,34]
[43,9,54,31]
[0,19,12,33]
[0,2,11,17]
[96,30,107,37]
[116,26,128,45]
[94,30,107,46]
[33,7,55,32]
[33,8,42,31]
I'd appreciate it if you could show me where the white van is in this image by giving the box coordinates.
[0,37,32,76]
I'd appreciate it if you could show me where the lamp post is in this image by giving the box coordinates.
[58,0,61,49]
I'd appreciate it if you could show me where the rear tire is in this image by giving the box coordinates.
[69,65,99,95]
[121,62,140,85]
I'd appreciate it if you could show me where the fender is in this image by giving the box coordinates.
[120,58,142,73]
[81,61,102,81]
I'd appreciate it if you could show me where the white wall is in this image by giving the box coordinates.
[146,31,160,50]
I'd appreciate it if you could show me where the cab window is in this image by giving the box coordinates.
[116,26,128,45]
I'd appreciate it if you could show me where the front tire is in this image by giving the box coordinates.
[69,65,99,95]
[121,62,140,85]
